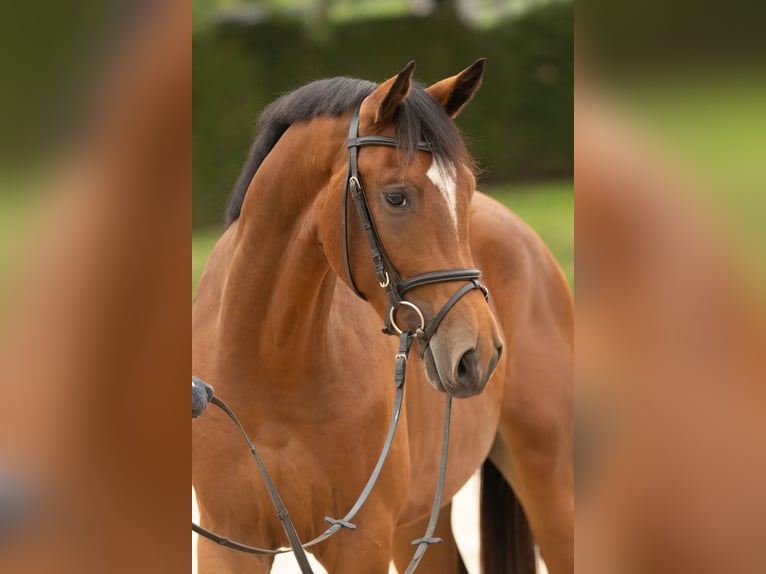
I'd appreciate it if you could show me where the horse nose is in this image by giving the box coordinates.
[453,341,502,392]
[454,347,481,387]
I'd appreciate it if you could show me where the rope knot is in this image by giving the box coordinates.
[324,517,357,530]
[411,536,442,546]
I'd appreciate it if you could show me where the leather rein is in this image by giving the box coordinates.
[192,102,489,573]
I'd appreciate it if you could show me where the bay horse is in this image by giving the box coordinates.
[192,60,573,573]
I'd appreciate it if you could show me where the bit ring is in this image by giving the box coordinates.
[389,301,426,335]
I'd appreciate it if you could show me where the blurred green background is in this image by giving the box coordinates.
[192,0,575,294]
[192,0,574,226]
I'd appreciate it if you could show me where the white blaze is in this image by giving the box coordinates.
[426,158,458,228]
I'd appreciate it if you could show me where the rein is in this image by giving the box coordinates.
[192,102,489,573]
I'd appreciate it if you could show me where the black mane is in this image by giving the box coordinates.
[226,76,471,225]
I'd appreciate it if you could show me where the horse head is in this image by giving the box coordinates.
[317,60,503,398]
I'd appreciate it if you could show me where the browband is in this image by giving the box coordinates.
[347,136,432,152]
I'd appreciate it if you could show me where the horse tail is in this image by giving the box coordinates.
[480,459,536,573]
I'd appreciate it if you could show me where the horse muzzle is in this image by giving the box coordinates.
[423,324,503,398]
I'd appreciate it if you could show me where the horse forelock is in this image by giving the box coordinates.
[391,85,475,175]
[225,78,473,226]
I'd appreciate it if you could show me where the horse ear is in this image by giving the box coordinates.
[426,58,486,118]
[363,61,416,125]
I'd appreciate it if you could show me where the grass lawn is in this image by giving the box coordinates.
[192,179,574,296]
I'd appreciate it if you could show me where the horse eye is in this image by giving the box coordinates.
[385,192,407,207]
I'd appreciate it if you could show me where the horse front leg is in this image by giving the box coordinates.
[313,501,398,574]
[392,501,467,574]
[197,537,275,574]
[315,531,395,574]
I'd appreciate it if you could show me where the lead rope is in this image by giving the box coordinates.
[192,357,406,563]
[192,381,314,574]
[192,330,452,573]
[405,394,452,573]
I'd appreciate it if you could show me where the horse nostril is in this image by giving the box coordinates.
[454,348,479,386]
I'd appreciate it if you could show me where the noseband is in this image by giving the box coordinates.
[342,103,488,347]
[193,101,492,574]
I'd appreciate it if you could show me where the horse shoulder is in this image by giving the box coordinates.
[470,191,573,453]
[469,191,572,346]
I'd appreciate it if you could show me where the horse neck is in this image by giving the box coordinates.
[218,119,343,379]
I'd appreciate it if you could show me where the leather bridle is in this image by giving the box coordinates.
[342,103,489,346]
[192,101,490,574]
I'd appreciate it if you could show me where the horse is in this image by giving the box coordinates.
[192,60,573,574]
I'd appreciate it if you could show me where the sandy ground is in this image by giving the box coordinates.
[192,473,548,573]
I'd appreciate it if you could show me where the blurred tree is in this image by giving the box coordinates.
[433,0,456,15]
[318,0,332,21]
[192,0,571,29]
